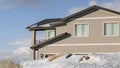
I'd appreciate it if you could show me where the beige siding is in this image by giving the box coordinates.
[42,9,120,54]
[56,25,67,35]
[54,12,120,44]
[80,9,119,18]
[39,45,120,53]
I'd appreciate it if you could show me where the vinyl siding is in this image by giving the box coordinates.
[39,45,120,53]
[53,9,120,44]
[42,9,120,53]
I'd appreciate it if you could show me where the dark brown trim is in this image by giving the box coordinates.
[26,18,62,29]
[55,28,56,37]
[50,21,66,27]
[50,5,120,27]
[33,50,36,60]
[31,32,71,50]
[28,27,55,31]
[62,5,120,22]
[27,5,120,29]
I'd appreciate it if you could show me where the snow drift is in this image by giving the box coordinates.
[21,53,120,68]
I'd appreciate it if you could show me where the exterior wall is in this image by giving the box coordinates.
[54,9,120,44]
[39,45,120,53]
[81,9,119,18]
[41,9,120,54]
[56,25,67,36]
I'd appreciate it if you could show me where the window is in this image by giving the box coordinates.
[40,54,56,59]
[74,24,89,37]
[104,22,119,36]
[48,31,55,39]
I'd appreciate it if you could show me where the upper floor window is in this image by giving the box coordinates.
[47,31,55,39]
[74,23,89,37]
[104,22,119,36]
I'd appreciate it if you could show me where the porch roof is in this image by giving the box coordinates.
[26,18,62,31]
[31,32,71,50]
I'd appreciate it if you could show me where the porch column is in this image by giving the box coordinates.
[36,50,39,60]
[31,30,36,60]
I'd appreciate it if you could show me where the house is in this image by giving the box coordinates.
[26,5,120,60]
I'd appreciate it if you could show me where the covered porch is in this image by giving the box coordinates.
[26,18,62,60]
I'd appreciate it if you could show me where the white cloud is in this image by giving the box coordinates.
[8,39,31,46]
[0,46,32,63]
[68,0,120,14]
[0,0,17,9]
[100,0,120,12]
[13,46,31,56]
[68,7,85,14]
[0,0,38,10]
[8,37,45,46]
[68,0,97,14]
[3,38,34,63]
[6,37,44,63]
[12,46,32,63]
[89,0,97,6]
[6,35,45,63]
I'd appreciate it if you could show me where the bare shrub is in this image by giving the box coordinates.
[0,59,20,68]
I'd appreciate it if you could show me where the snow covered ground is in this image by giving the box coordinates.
[21,53,120,68]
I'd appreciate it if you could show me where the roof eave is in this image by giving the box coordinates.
[26,18,62,29]
[62,5,120,22]
[31,32,71,50]
[27,27,55,31]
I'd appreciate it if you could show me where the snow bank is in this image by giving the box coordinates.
[21,53,120,68]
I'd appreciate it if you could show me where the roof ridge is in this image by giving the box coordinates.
[62,5,120,22]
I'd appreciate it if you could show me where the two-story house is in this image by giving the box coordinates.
[27,5,120,60]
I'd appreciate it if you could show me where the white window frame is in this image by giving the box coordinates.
[103,21,119,37]
[47,30,55,39]
[73,23,89,37]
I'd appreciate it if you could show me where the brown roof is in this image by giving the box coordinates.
[28,27,55,31]
[62,5,120,22]
[26,18,62,30]
[51,5,120,27]
[27,5,120,30]
[31,32,71,50]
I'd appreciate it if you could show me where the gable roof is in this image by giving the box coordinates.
[63,5,120,22]
[26,5,120,30]
[51,5,120,27]
[31,32,71,50]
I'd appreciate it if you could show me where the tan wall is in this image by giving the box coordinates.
[42,9,120,54]
[81,9,119,18]
[39,45,120,53]
[54,9,120,44]
[56,25,67,35]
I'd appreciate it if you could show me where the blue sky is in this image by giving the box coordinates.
[0,0,119,60]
